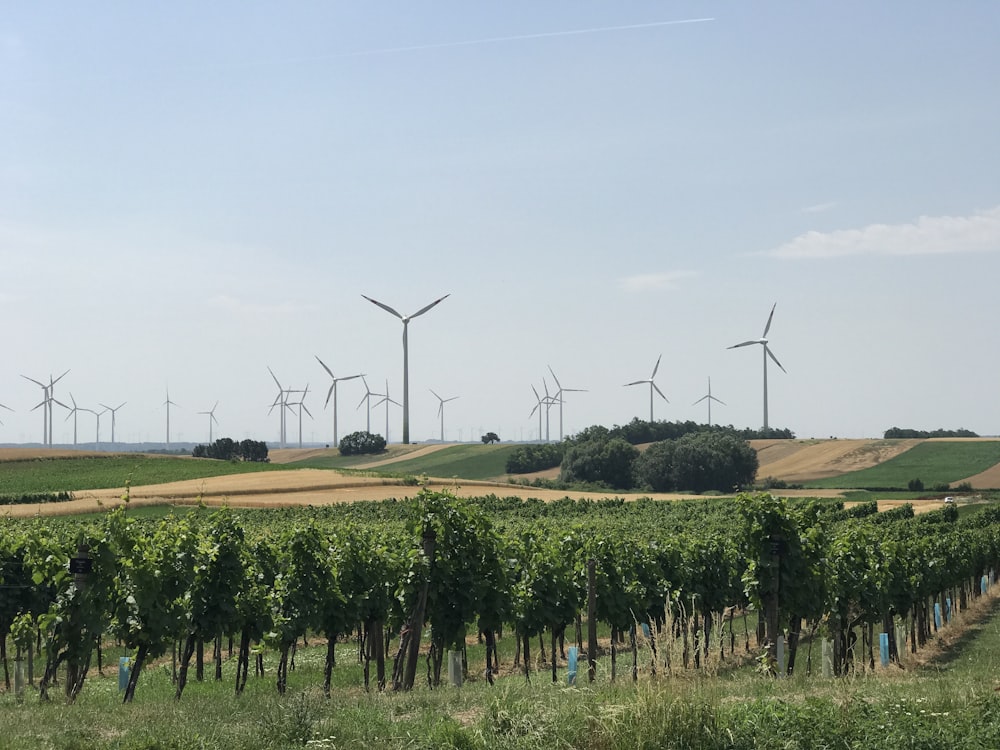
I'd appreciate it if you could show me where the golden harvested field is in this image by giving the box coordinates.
[749,438,921,482]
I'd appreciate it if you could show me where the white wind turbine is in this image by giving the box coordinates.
[624,355,669,423]
[727,302,786,430]
[356,375,383,434]
[88,407,107,448]
[372,379,401,443]
[692,377,726,426]
[529,386,545,442]
[199,401,219,444]
[65,393,84,446]
[267,367,294,448]
[289,386,312,448]
[315,356,363,447]
[430,389,458,442]
[362,293,449,444]
[23,370,70,445]
[164,388,180,449]
[100,402,126,445]
[547,365,587,441]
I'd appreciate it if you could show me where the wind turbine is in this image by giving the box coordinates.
[356,376,383,434]
[547,365,587,441]
[289,386,312,448]
[164,388,180,449]
[624,355,669,423]
[23,370,69,445]
[372,379,401,443]
[267,367,290,448]
[65,393,84,446]
[100,402,126,445]
[692,377,726,427]
[315,356,363,447]
[529,386,545,442]
[198,401,219,444]
[727,302,786,430]
[430,389,458,442]
[362,293,449,444]
[87,407,107,449]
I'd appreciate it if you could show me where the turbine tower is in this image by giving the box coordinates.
[362,293,449,444]
[198,401,219,444]
[315,356,363,447]
[624,355,669,423]
[692,377,726,426]
[430,389,458,442]
[88,407,107,448]
[100,402,126,445]
[727,302,786,430]
[547,365,587,441]
[268,367,293,448]
[372,379,401,443]
[164,388,179,449]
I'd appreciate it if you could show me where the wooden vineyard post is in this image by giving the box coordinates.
[587,558,597,683]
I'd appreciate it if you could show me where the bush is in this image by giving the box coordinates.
[908,478,925,491]
[505,442,565,473]
[339,431,386,456]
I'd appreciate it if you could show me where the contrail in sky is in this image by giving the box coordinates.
[338,17,716,58]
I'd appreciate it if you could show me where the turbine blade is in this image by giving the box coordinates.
[302,404,313,418]
[762,302,777,338]
[268,366,282,389]
[651,354,662,379]
[430,388,442,402]
[52,369,70,385]
[727,340,760,349]
[531,385,541,403]
[324,383,335,408]
[547,365,561,390]
[693,395,709,405]
[315,355,334,378]
[409,293,450,320]
[338,374,363,383]
[652,384,669,403]
[22,375,45,387]
[362,294,404,319]
[711,396,727,405]
[766,345,787,373]
[623,380,647,387]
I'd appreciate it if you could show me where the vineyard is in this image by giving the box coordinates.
[2,489,1000,747]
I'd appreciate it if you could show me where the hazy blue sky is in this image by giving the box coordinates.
[2,2,999,446]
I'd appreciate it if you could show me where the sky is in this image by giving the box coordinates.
[2,2,999,447]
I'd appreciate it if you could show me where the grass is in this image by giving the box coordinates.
[0,455,285,495]
[807,440,1000,490]
[339,444,522,481]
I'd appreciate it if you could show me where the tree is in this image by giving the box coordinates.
[635,432,758,493]
[339,431,387,456]
[481,432,500,445]
[560,437,638,489]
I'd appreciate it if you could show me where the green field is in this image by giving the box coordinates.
[807,440,1000,490]
[0,455,284,495]
[300,444,518,479]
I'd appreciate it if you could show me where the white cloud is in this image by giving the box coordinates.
[764,205,1000,259]
[617,271,698,291]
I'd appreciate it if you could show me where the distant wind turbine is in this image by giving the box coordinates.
[430,389,458,442]
[692,377,726,426]
[88,407,107,449]
[23,370,69,445]
[727,302,786,430]
[164,388,180,449]
[267,367,301,448]
[624,355,668,422]
[198,401,219,444]
[65,393,83,446]
[288,386,312,448]
[372,379,401,443]
[100,402,126,445]
[315,356,363,447]
[362,293,449,444]
[356,375,383,434]
[547,365,587,441]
